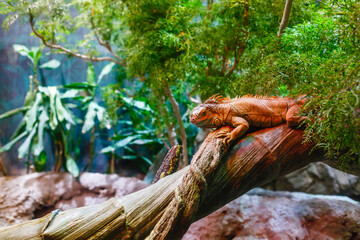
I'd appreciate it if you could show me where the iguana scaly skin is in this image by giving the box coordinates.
[190,94,306,147]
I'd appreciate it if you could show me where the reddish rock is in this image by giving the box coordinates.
[184,189,360,240]
[0,172,148,226]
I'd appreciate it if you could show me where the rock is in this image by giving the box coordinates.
[0,172,148,227]
[184,188,360,240]
[1,173,359,239]
[264,162,360,201]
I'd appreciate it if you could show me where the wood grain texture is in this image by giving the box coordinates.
[0,125,321,240]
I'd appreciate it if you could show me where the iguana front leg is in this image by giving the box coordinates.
[217,117,249,148]
[286,104,307,127]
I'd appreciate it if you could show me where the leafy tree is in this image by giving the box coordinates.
[1,0,359,170]
[226,2,360,165]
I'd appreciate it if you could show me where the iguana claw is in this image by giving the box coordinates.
[222,133,233,149]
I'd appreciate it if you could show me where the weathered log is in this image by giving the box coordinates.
[0,125,322,239]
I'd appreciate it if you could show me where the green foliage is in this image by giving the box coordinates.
[2,0,360,170]
[0,85,81,176]
[13,44,42,69]
[101,84,164,171]
[226,3,360,164]
[0,45,82,175]
[64,62,112,134]
[63,62,114,171]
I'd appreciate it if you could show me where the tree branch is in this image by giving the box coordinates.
[0,158,8,176]
[225,1,249,78]
[29,14,122,65]
[220,49,228,75]
[277,0,294,37]
[0,125,326,240]
[186,83,201,104]
[163,83,188,168]
[90,19,126,66]
[157,96,178,147]
[225,45,243,77]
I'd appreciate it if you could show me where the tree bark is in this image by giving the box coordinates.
[157,96,178,147]
[277,0,294,37]
[0,151,7,176]
[0,125,329,239]
[163,84,188,168]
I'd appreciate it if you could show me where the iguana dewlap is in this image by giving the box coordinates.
[190,95,306,147]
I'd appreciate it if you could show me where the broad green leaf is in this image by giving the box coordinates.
[93,104,111,129]
[61,89,79,99]
[82,101,110,133]
[124,146,135,153]
[33,110,49,156]
[100,135,139,153]
[65,103,78,108]
[18,124,38,158]
[66,157,79,177]
[122,97,152,111]
[113,135,139,148]
[95,104,105,122]
[131,139,159,145]
[0,106,30,119]
[139,155,152,165]
[80,96,93,104]
[112,129,135,139]
[81,101,97,133]
[100,145,115,154]
[23,93,42,131]
[49,87,58,130]
[117,120,133,126]
[99,111,112,130]
[87,62,96,85]
[10,119,26,140]
[39,59,61,69]
[13,44,29,57]
[135,129,154,134]
[63,82,93,89]
[98,62,115,84]
[55,95,75,126]
[121,155,138,160]
[0,131,28,153]
[34,151,47,172]
[32,47,41,68]
[24,87,36,107]
[38,86,49,95]
[28,49,35,64]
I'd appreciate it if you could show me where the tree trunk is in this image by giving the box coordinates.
[277,0,294,37]
[0,125,329,239]
[163,84,188,168]
[0,158,7,176]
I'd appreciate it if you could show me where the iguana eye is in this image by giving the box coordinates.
[214,118,221,127]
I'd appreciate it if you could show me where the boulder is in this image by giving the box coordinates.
[265,162,360,200]
[0,172,148,226]
[185,189,360,240]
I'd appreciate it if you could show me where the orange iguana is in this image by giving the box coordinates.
[190,94,306,147]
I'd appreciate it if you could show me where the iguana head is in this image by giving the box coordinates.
[190,105,219,128]
[190,95,230,128]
